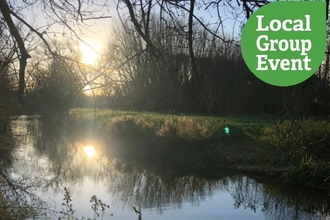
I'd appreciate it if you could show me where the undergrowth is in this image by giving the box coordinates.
[262,118,330,189]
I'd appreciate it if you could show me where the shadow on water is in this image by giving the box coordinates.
[4,116,330,219]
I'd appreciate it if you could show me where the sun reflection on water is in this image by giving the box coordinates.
[84,145,96,158]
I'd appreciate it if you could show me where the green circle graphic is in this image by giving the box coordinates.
[240,1,326,86]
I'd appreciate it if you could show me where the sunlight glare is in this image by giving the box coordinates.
[84,145,96,158]
[84,84,92,96]
[80,41,101,65]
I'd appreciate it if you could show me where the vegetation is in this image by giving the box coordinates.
[263,119,330,189]
[1,1,329,118]
[59,187,112,220]
[65,108,330,190]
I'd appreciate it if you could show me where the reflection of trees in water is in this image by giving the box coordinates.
[107,164,330,219]
[10,117,231,214]
[0,125,14,170]
[105,159,230,214]
[9,117,330,220]
[7,117,114,218]
[228,176,330,220]
[1,116,46,219]
[10,116,110,193]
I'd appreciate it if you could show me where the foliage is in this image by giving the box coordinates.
[60,187,76,219]
[262,118,330,189]
[58,187,111,220]
[90,195,111,219]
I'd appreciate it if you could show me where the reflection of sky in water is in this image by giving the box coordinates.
[8,116,330,220]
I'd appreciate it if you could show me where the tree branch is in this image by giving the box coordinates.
[0,0,31,104]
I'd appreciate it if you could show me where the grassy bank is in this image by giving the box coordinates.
[67,108,330,190]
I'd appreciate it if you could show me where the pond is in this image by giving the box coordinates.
[5,116,330,220]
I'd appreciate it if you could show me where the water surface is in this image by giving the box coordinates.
[7,116,330,220]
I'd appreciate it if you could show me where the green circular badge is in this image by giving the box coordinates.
[240,1,326,86]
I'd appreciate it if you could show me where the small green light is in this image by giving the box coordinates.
[224,127,230,135]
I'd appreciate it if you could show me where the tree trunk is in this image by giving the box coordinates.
[0,0,31,105]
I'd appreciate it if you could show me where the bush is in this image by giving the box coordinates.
[263,119,330,189]
[263,119,330,162]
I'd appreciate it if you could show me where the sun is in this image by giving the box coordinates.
[84,84,92,96]
[84,145,96,158]
[80,41,101,65]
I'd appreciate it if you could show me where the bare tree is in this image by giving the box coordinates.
[0,0,111,104]
[114,0,271,111]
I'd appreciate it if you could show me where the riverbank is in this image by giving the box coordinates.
[66,108,330,190]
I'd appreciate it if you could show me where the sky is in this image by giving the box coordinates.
[19,0,116,45]
[18,0,242,51]
[12,0,247,69]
